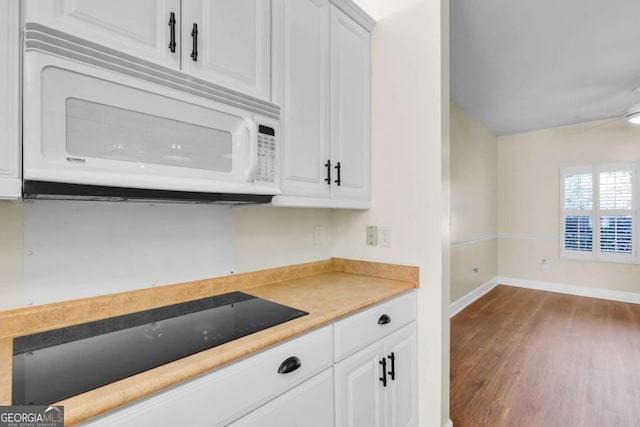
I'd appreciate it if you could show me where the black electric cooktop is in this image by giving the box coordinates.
[12,292,308,405]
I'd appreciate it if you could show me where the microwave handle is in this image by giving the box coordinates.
[244,118,258,182]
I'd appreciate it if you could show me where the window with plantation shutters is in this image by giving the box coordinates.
[561,167,594,259]
[561,164,636,263]
[598,167,634,261]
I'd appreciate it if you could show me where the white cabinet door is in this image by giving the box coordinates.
[273,3,371,208]
[273,0,331,198]
[0,0,20,199]
[330,5,371,202]
[384,323,418,427]
[23,0,181,69]
[181,0,271,100]
[335,321,417,427]
[335,341,384,427]
[229,368,334,427]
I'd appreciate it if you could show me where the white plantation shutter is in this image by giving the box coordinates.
[564,215,593,252]
[561,167,594,258]
[597,165,634,262]
[564,173,593,211]
[599,170,633,210]
[560,164,636,263]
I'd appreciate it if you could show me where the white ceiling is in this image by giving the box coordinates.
[450,0,640,136]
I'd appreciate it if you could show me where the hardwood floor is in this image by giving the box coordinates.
[450,285,640,427]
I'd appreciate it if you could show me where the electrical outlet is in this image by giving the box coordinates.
[379,226,392,248]
[313,225,322,245]
[542,259,549,270]
[366,226,378,246]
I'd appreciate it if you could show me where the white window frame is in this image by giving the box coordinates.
[596,163,635,263]
[560,163,637,264]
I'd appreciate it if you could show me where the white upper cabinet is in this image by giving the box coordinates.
[272,0,331,199]
[330,5,371,202]
[181,0,271,100]
[0,1,20,199]
[23,0,182,69]
[24,0,271,100]
[272,1,373,209]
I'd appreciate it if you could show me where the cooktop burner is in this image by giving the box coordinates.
[12,292,308,405]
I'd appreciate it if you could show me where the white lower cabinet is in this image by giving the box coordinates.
[335,340,384,427]
[228,368,334,427]
[334,292,418,427]
[81,292,417,427]
[335,323,417,427]
[383,323,418,427]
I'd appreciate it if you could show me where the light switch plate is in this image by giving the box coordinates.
[313,225,322,245]
[379,226,391,248]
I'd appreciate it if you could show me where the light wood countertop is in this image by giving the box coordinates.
[0,258,418,425]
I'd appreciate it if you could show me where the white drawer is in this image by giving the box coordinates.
[228,368,334,427]
[334,291,416,362]
[81,325,333,427]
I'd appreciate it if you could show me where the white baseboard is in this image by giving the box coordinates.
[450,278,498,317]
[450,275,640,318]
[443,419,454,427]
[496,276,640,304]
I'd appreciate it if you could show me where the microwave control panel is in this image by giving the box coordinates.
[256,125,276,183]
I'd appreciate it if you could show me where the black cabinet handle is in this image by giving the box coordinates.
[334,161,341,186]
[379,358,387,387]
[388,352,396,381]
[277,356,302,374]
[190,23,199,61]
[324,160,331,185]
[168,12,176,53]
[378,314,391,325]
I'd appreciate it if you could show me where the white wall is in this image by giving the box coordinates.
[0,201,238,309]
[335,0,450,425]
[450,102,498,302]
[497,119,640,294]
[0,201,337,309]
[233,207,334,273]
[22,200,235,306]
[0,199,338,310]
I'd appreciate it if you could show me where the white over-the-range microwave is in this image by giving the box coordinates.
[22,24,280,203]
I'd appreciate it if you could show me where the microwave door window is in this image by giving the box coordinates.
[65,98,233,173]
